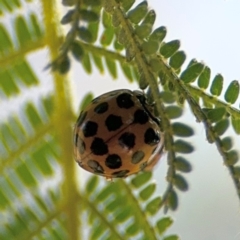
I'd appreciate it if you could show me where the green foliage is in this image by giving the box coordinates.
[1,0,240,239]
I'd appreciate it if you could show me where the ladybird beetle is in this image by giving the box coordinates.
[74,89,164,179]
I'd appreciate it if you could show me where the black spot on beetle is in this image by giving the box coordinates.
[118,132,136,149]
[94,102,108,114]
[131,151,145,164]
[133,109,149,124]
[105,114,123,131]
[116,93,134,109]
[112,170,130,178]
[90,137,108,155]
[105,154,122,169]
[82,121,98,137]
[144,128,160,146]
[76,111,87,127]
[87,159,104,174]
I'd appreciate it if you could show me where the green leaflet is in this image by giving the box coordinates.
[225,150,239,166]
[198,66,211,89]
[113,38,124,51]
[224,80,240,104]
[150,26,167,43]
[70,41,84,61]
[115,206,131,222]
[139,183,156,201]
[174,140,194,154]
[174,157,192,173]
[127,1,148,24]
[135,24,152,39]
[210,74,224,96]
[172,174,189,192]
[145,197,162,215]
[14,60,39,86]
[79,9,99,22]
[88,21,99,43]
[160,40,180,59]
[78,27,93,42]
[95,184,115,202]
[156,217,173,235]
[165,106,183,119]
[135,9,156,38]
[207,107,226,122]
[105,57,117,78]
[169,51,186,70]
[231,116,240,134]
[16,162,37,186]
[163,235,179,240]
[1,0,21,12]
[126,223,140,236]
[120,0,135,11]
[221,137,233,151]
[160,91,176,104]
[86,176,99,194]
[25,103,43,128]
[142,9,156,26]
[61,10,74,24]
[91,222,106,239]
[120,62,134,82]
[1,122,18,152]
[0,70,19,96]
[0,187,9,209]
[91,53,104,73]
[32,144,54,176]
[180,61,205,83]
[0,24,13,53]
[102,9,112,27]
[141,40,159,54]
[82,53,92,73]
[106,198,120,212]
[15,16,32,46]
[172,122,194,137]
[30,13,43,39]
[42,96,54,117]
[100,28,115,46]
[214,118,229,136]
[131,171,152,188]
[166,189,178,211]
[7,117,27,144]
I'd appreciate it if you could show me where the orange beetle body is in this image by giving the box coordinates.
[74,89,164,179]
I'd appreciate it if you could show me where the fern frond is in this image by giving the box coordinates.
[1,0,240,239]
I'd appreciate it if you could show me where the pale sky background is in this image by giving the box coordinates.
[2,0,240,239]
